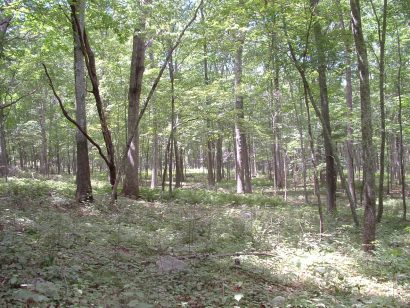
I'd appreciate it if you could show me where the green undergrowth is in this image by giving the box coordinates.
[0,176,409,307]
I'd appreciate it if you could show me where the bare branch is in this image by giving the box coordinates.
[110,0,204,203]
[42,63,111,167]
[0,90,35,110]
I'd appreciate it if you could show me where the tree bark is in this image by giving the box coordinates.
[38,99,48,176]
[201,6,215,187]
[303,84,323,234]
[123,24,146,198]
[69,1,93,201]
[216,136,223,182]
[335,0,357,205]
[0,13,11,178]
[350,0,377,251]
[70,4,116,188]
[234,34,252,194]
[370,0,388,222]
[285,24,360,227]
[0,109,7,178]
[311,0,337,214]
[396,28,407,221]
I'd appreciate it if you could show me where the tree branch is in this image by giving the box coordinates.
[0,90,35,110]
[110,0,203,203]
[42,63,111,167]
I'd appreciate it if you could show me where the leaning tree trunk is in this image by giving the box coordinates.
[350,0,377,251]
[311,0,337,214]
[285,25,360,227]
[124,23,146,198]
[303,85,324,234]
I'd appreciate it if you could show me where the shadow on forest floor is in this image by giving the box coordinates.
[0,175,409,307]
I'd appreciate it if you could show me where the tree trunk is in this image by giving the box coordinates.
[0,14,10,178]
[174,137,182,188]
[0,109,7,178]
[336,0,356,205]
[151,120,159,188]
[396,28,407,221]
[216,136,223,182]
[124,24,146,198]
[168,54,176,195]
[38,100,48,176]
[70,4,116,188]
[311,0,337,214]
[371,0,388,222]
[234,35,252,194]
[201,7,215,187]
[286,28,359,227]
[350,0,377,251]
[71,0,92,202]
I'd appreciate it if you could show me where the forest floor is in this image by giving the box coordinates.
[0,174,409,307]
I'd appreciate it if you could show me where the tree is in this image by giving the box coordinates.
[123,3,147,198]
[0,4,12,178]
[233,0,251,194]
[311,0,337,215]
[71,0,93,202]
[350,0,377,251]
[370,0,388,222]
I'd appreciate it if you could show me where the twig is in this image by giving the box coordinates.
[0,90,36,110]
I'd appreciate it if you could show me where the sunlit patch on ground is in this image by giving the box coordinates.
[0,176,409,306]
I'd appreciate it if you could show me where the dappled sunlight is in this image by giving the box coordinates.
[0,177,409,306]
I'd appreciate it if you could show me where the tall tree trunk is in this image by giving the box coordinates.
[336,0,356,205]
[234,34,252,194]
[396,28,407,221]
[291,81,309,203]
[174,137,182,188]
[71,0,92,202]
[151,120,159,188]
[149,51,159,189]
[370,0,388,222]
[123,22,146,198]
[272,58,285,189]
[201,6,215,187]
[303,84,324,233]
[215,136,223,182]
[285,27,359,227]
[70,4,116,188]
[350,0,377,251]
[0,109,7,178]
[311,0,337,214]
[38,99,48,176]
[168,54,176,195]
[0,13,11,178]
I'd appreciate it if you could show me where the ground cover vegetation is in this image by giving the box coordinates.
[0,175,409,306]
[0,0,409,306]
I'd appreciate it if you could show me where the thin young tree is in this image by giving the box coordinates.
[369,0,388,222]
